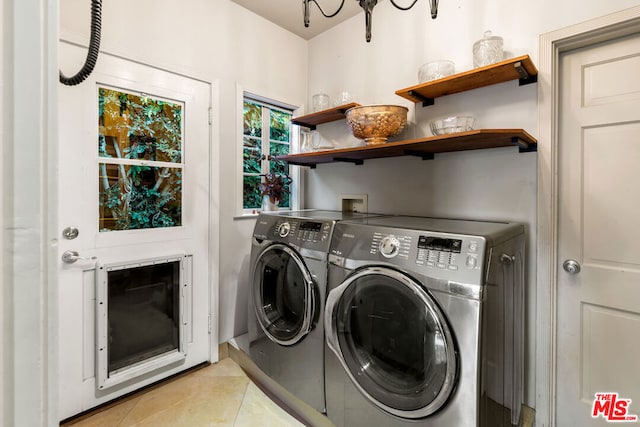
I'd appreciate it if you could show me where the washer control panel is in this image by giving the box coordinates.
[274,220,331,244]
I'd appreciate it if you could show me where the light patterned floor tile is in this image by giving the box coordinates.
[191,358,248,379]
[60,359,305,427]
[124,376,250,426]
[65,397,141,427]
[234,383,305,427]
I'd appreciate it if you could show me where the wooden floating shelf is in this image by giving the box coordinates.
[278,129,537,168]
[396,55,538,106]
[290,102,360,130]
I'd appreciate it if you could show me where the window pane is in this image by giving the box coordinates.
[243,101,262,137]
[243,175,262,210]
[280,188,290,209]
[269,142,290,175]
[99,163,182,231]
[243,137,262,174]
[270,109,291,142]
[98,88,183,163]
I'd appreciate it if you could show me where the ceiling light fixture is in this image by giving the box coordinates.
[303,0,439,42]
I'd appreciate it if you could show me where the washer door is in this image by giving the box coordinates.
[253,244,317,346]
[325,266,458,419]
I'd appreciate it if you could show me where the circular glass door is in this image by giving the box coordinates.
[325,266,458,419]
[253,244,316,346]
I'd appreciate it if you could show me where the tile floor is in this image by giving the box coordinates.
[60,353,534,427]
[60,358,304,427]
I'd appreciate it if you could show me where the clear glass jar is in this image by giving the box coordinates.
[311,93,330,112]
[473,31,503,68]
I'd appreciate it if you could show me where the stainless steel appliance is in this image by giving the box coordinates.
[248,210,383,413]
[324,216,525,426]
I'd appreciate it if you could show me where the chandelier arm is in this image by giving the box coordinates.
[430,0,439,18]
[389,0,419,11]
[310,0,346,18]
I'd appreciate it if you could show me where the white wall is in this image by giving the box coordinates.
[0,2,7,425]
[1,2,7,424]
[305,0,640,410]
[59,0,308,345]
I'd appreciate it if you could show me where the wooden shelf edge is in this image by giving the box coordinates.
[278,129,537,167]
[396,55,539,104]
[290,102,361,129]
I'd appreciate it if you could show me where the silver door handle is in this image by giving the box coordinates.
[61,250,95,264]
[563,259,581,275]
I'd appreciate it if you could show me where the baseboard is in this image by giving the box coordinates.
[519,404,535,427]
[218,342,229,360]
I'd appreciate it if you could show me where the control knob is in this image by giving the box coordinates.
[278,222,291,238]
[379,236,400,258]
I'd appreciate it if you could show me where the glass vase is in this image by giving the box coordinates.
[262,195,279,211]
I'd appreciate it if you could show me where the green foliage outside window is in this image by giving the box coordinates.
[98,87,183,231]
[242,99,292,210]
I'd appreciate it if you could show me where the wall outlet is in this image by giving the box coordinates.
[340,194,368,213]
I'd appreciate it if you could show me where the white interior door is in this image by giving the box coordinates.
[58,42,212,420]
[557,33,640,425]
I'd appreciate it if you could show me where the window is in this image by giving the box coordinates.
[98,87,183,231]
[242,96,294,212]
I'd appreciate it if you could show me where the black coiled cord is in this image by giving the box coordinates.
[59,0,102,86]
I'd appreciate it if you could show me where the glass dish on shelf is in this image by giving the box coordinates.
[429,116,476,135]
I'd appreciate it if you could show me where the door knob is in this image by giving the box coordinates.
[563,259,581,275]
[61,250,95,264]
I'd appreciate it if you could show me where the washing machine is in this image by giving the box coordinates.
[324,216,525,426]
[248,210,384,414]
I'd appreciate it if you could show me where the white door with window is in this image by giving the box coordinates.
[58,42,212,419]
[557,33,640,425]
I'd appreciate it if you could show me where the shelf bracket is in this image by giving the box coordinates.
[404,150,434,160]
[408,90,435,107]
[511,137,537,153]
[514,61,538,86]
[286,161,317,168]
[290,120,317,130]
[333,157,364,165]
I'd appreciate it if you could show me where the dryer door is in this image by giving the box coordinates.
[325,266,458,419]
[253,244,317,346]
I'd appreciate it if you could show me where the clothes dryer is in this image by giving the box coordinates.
[324,216,525,426]
[248,210,383,414]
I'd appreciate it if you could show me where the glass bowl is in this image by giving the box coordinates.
[345,105,409,145]
[429,116,476,135]
[418,60,455,83]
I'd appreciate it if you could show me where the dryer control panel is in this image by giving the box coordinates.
[416,236,462,271]
[414,235,485,273]
[341,228,488,284]
[330,218,523,291]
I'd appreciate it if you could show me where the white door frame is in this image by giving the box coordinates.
[536,6,640,426]
[2,0,59,425]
